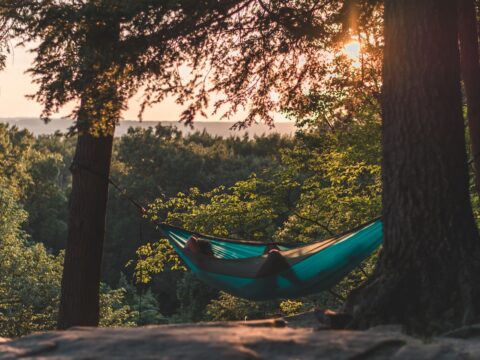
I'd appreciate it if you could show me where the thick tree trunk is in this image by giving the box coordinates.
[344,0,480,334]
[57,129,114,329]
[459,0,480,194]
[56,16,120,329]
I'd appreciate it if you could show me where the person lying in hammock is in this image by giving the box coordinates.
[255,245,301,286]
[184,235,214,257]
[257,246,290,276]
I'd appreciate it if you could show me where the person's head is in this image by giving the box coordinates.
[197,239,214,256]
[185,236,214,256]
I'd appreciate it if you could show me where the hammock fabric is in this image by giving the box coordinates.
[158,220,382,301]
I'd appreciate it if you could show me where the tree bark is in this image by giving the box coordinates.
[57,129,114,329]
[459,0,480,194]
[344,0,480,334]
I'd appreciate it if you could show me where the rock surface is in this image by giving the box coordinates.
[2,315,480,359]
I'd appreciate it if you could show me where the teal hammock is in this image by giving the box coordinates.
[158,219,382,301]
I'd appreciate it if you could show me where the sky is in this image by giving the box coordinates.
[0,41,360,122]
[0,45,289,123]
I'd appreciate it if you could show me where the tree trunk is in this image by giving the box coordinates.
[344,0,480,334]
[57,128,114,329]
[459,0,480,194]
[56,14,121,329]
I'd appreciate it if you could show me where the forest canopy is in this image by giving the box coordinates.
[0,101,382,336]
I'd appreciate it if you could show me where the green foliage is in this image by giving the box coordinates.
[170,273,219,323]
[206,292,279,322]
[133,239,185,284]
[0,125,149,336]
[0,124,40,198]
[276,119,382,244]
[98,284,137,328]
[0,180,144,336]
[279,300,304,316]
[0,124,72,252]
[117,274,166,325]
[134,289,167,325]
[150,175,291,239]
[0,183,63,337]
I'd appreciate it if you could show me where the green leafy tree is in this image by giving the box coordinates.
[0,125,71,252]
[0,183,63,337]
[0,181,146,336]
[98,284,137,327]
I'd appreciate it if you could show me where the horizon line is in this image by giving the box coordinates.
[1,117,294,124]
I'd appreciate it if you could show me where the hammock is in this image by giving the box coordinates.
[158,219,382,301]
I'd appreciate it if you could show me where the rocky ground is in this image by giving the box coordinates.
[1,313,480,359]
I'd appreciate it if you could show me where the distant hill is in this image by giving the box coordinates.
[0,118,296,138]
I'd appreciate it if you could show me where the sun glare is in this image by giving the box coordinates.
[343,40,361,67]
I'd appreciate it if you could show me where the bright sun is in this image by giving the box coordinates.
[343,40,361,67]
